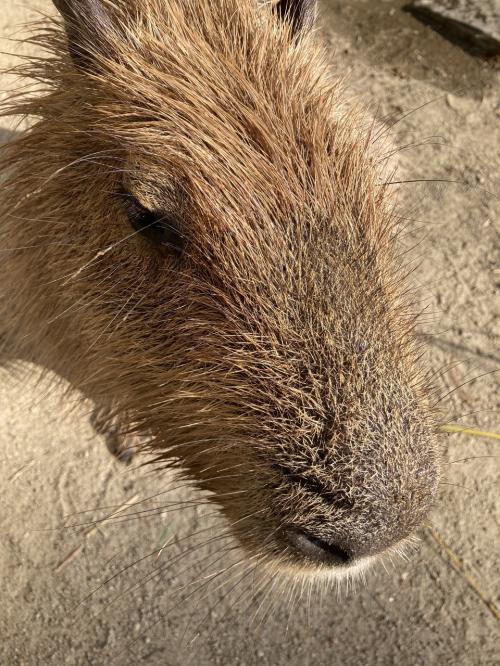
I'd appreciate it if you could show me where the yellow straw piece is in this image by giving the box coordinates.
[440,424,500,441]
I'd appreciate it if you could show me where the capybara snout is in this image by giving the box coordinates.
[0,0,440,577]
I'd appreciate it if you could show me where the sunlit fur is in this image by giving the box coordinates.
[0,0,440,577]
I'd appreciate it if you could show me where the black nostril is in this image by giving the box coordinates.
[288,530,353,566]
[307,535,351,564]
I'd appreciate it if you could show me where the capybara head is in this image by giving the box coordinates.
[0,0,440,578]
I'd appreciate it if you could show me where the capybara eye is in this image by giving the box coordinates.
[119,188,184,257]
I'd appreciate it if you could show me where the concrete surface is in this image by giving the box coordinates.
[1,1,499,664]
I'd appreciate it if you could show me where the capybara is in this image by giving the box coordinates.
[0,0,440,577]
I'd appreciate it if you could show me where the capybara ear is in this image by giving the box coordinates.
[52,0,116,71]
[274,0,317,35]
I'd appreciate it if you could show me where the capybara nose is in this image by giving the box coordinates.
[287,530,353,566]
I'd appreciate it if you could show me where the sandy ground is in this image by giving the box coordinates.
[1,1,499,664]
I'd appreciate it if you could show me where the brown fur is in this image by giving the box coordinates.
[0,0,440,576]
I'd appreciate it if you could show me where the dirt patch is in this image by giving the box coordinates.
[320,0,498,97]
